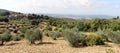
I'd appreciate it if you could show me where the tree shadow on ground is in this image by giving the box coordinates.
[36,42,55,45]
[57,39,64,40]
[5,42,19,46]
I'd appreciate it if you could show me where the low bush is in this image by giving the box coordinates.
[0,16,9,22]
[44,31,54,37]
[46,26,52,31]
[31,20,39,25]
[62,28,104,47]
[97,29,120,44]
[84,34,104,46]
[0,31,11,45]
[11,35,21,41]
[77,32,87,46]
[20,27,29,33]
[32,28,42,43]
[17,33,24,39]
[25,29,34,44]
[44,31,62,40]
[25,28,42,44]
[62,29,86,47]
[72,27,79,32]
[44,31,50,37]
[108,31,120,44]
[51,31,62,40]
[58,28,63,32]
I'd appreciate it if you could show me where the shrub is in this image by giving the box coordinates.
[44,31,62,40]
[108,31,120,44]
[84,34,104,46]
[77,32,87,46]
[44,31,54,37]
[20,27,29,33]
[0,31,11,45]
[25,29,34,44]
[31,20,39,25]
[72,27,79,32]
[0,16,9,22]
[63,29,79,47]
[97,29,120,44]
[25,28,42,44]
[44,31,50,37]
[58,28,63,32]
[32,28,42,43]
[17,33,24,39]
[46,26,52,31]
[62,29,86,47]
[62,28,104,47]
[97,29,112,42]
[51,31,62,40]
[11,35,21,41]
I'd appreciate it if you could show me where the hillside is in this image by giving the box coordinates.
[0,9,10,12]
[0,9,12,16]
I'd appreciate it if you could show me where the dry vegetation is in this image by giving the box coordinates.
[0,22,120,53]
[0,37,120,53]
[0,11,120,53]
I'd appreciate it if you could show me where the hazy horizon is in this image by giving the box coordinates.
[0,0,120,16]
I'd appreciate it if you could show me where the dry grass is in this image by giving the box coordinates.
[84,32,97,35]
[0,36,120,53]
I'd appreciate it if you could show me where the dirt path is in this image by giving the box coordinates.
[0,37,120,53]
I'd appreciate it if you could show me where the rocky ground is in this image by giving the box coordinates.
[0,37,120,53]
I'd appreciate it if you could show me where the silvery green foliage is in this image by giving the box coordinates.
[62,29,86,47]
[44,31,62,40]
[51,31,62,40]
[0,31,11,45]
[25,28,42,44]
[97,29,120,44]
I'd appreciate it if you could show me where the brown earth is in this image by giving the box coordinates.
[0,37,120,53]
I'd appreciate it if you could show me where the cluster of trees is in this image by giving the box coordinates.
[77,18,120,32]
[0,27,42,45]
[9,14,50,25]
[0,9,10,16]
[44,27,105,47]
[0,16,9,22]
[47,18,76,30]
[0,9,10,22]
[27,14,49,20]
[46,18,120,32]
[0,9,120,32]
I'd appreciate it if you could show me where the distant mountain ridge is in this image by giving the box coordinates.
[46,14,115,19]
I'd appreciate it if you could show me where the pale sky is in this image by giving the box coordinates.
[0,0,120,16]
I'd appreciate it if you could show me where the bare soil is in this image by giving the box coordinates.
[0,37,120,53]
